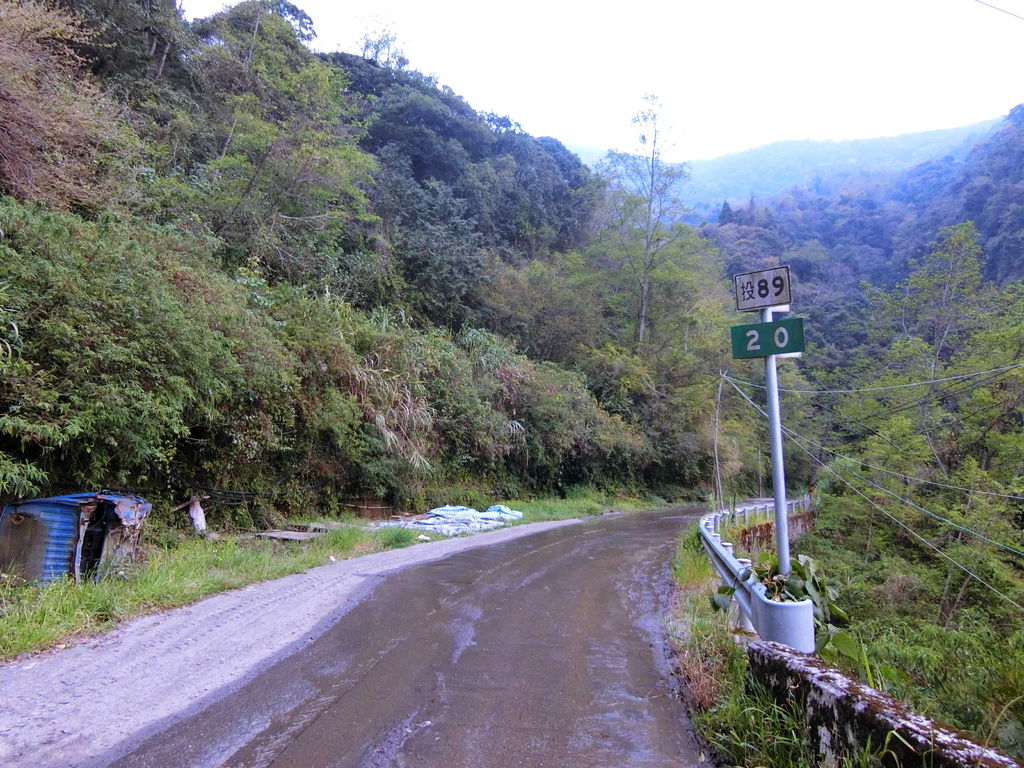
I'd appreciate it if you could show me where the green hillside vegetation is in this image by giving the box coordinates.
[1,0,1022,756]
[0,0,737,519]
[791,225,1024,756]
[699,119,1024,758]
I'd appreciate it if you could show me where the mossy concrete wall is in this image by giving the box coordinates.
[737,509,813,554]
[747,641,1019,768]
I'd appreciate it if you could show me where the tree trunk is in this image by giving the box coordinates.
[636,278,650,345]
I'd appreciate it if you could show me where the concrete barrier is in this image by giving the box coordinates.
[747,641,1020,768]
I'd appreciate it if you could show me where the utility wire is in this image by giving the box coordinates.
[798,439,1024,614]
[713,374,725,508]
[842,367,1016,430]
[751,401,1024,501]
[724,363,1024,395]
[725,378,1024,613]
[975,0,1024,22]
[782,428,1024,560]
[722,371,1024,496]
[831,389,1007,444]
[915,396,1014,436]
[725,376,1024,556]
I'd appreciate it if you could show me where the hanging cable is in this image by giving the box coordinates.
[839,367,1017,431]
[713,373,725,508]
[974,0,1024,22]
[725,378,1024,613]
[721,374,1024,500]
[758,408,1024,502]
[724,374,1024,501]
[915,396,1014,436]
[724,376,1024,557]
[782,429,1024,559]
[797,438,1024,614]
[724,363,1024,395]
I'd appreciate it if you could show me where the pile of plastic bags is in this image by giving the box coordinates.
[377,504,523,537]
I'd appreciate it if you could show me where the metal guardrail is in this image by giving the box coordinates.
[698,497,816,653]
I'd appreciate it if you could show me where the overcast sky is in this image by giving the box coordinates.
[179,0,1024,161]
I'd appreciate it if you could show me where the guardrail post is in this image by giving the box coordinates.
[735,558,756,633]
[753,595,815,652]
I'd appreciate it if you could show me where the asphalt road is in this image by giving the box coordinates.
[111,507,705,768]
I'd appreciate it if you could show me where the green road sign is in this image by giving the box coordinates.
[730,317,805,359]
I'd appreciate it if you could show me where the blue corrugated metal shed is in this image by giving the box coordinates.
[0,492,151,584]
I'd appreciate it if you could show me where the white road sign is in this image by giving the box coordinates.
[733,266,792,312]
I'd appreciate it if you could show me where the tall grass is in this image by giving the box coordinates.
[696,680,820,768]
[669,528,745,711]
[373,526,417,549]
[668,529,794,766]
[669,525,882,768]
[504,486,661,522]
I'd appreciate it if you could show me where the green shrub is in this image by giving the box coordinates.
[375,526,417,549]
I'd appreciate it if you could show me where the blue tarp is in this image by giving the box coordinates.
[0,491,151,583]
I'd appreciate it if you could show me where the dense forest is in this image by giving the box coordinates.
[1,0,1022,756]
[0,0,734,519]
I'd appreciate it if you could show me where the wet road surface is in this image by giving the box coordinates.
[112,507,705,768]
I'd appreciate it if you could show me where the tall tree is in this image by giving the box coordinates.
[718,200,735,224]
[188,0,374,278]
[598,96,691,346]
[873,221,987,376]
[53,0,192,81]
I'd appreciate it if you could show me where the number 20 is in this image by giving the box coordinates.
[746,326,790,353]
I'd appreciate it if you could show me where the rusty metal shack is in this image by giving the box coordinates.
[0,492,151,584]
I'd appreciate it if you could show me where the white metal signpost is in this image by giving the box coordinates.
[731,265,798,576]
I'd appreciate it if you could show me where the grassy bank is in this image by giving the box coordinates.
[504,487,664,521]
[669,514,1022,766]
[668,526,868,768]
[0,490,643,661]
[799,493,1024,759]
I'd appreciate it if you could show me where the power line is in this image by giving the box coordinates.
[726,379,1024,613]
[914,396,1014,436]
[724,363,1024,395]
[713,374,725,508]
[782,429,1024,559]
[844,367,1017,430]
[722,373,1020,498]
[747,399,1024,502]
[724,380,1024,561]
[975,0,1024,22]
[798,440,1024,614]
[726,363,1022,448]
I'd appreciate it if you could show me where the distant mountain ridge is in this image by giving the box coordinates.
[684,119,1001,210]
[569,117,1002,214]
